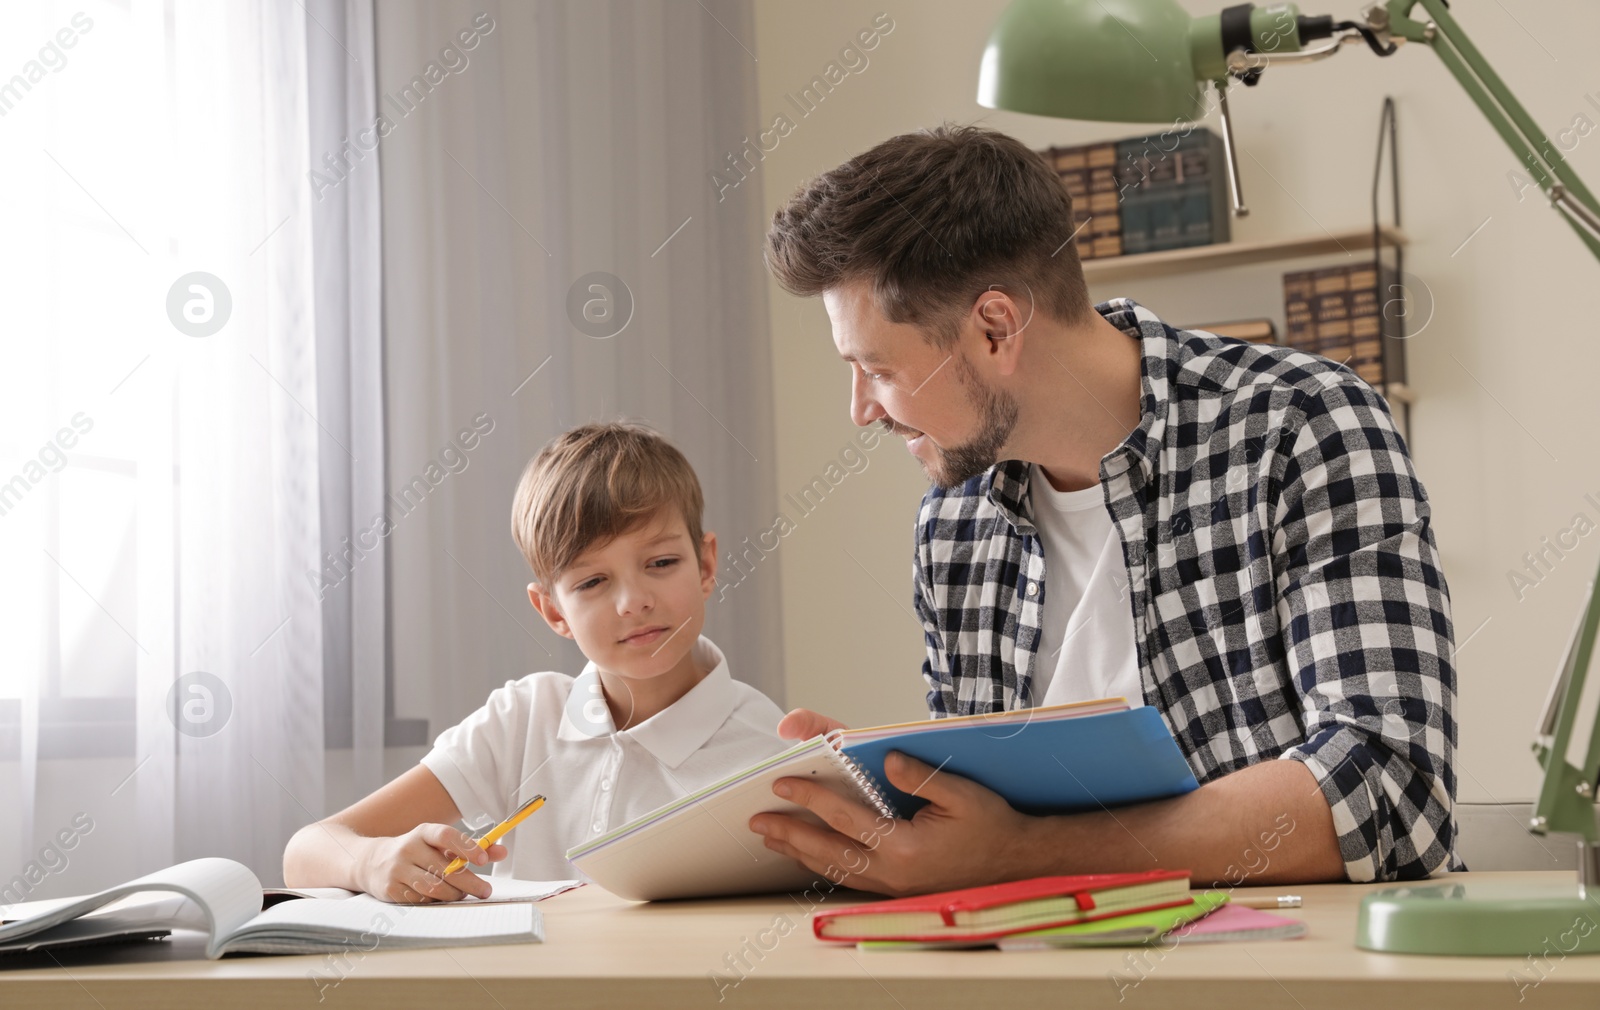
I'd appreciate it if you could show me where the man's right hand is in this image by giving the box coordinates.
[778,707,849,740]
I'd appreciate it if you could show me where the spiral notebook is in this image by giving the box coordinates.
[565,734,889,901]
[567,698,1198,901]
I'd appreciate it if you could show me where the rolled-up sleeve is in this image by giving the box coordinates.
[1270,380,1458,882]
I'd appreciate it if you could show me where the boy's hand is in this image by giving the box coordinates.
[360,823,509,903]
[778,707,849,740]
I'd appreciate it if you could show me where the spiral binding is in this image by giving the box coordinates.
[824,731,899,821]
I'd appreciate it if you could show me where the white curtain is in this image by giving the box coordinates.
[0,0,774,900]
[0,0,384,895]
[375,0,783,730]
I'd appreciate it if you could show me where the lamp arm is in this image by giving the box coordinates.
[1377,0,1600,860]
[1384,0,1600,263]
[1224,28,1371,70]
[1530,564,1600,845]
[1213,82,1249,218]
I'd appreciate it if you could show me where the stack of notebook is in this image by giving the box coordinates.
[809,872,1307,950]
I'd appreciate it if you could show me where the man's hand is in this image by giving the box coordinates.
[777,707,848,740]
[755,753,1345,891]
[749,750,1037,897]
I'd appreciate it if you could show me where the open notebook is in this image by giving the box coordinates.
[569,698,1199,901]
[0,858,579,958]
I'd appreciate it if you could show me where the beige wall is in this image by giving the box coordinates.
[752,0,1600,805]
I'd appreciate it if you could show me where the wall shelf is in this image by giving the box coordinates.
[1080,224,1415,422]
[1081,225,1408,284]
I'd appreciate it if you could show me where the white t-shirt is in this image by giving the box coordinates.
[420,635,790,881]
[1028,463,1144,709]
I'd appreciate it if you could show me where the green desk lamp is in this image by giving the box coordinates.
[977,0,1600,253]
[979,0,1600,955]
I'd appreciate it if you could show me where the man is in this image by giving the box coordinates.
[748,124,1458,894]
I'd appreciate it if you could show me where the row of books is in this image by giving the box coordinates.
[1039,128,1232,261]
[1185,275,1407,392]
[1040,141,1124,260]
[1283,262,1407,389]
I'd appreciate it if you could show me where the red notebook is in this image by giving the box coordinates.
[812,871,1193,943]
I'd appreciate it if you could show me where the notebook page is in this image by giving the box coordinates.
[264,886,361,901]
[261,879,579,909]
[1168,902,1306,942]
[568,745,863,900]
[0,857,262,959]
[221,893,541,954]
[568,736,834,857]
[457,878,581,903]
[1,895,96,924]
[838,698,1130,745]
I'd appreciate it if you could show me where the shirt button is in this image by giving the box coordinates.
[601,779,612,791]
[593,821,604,832]
[1027,582,1039,596]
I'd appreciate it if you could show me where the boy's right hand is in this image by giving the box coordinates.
[359,824,509,903]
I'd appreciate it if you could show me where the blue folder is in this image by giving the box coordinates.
[840,707,1199,818]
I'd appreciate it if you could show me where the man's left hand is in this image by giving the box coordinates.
[749,750,1038,897]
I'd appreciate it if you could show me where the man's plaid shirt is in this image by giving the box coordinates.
[912,298,1459,882]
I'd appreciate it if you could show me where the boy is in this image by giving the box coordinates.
[283,422,790,902]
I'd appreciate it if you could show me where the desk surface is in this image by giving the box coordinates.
[1,871,1597,1009]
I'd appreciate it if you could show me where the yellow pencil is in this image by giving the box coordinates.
[442,794,545,876]
[1232,895,1302,909]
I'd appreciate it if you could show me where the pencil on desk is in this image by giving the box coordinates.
[443,794,545,876]
[1232,895,1301,909]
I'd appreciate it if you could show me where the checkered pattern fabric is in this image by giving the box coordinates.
[912,298,1459,882]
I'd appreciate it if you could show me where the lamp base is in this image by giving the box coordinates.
[1357,880,1600,955]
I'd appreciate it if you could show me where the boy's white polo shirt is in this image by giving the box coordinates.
[420,634,789,882]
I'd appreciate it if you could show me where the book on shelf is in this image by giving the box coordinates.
[1043,144,1096,261]
[566,699,1199,901]
[1042,142,1123,260]
[1172,129,1230,248]
[1347,261,1408,389]
[1311,266,1353,365]
[1087,141,1123,259]
[1281,263,1408,391]
[1282,269,1318,353]
[1115,127,1231,255]
[1042,129,1229,261]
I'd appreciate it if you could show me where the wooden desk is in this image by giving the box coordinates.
[2,871,1597,1009]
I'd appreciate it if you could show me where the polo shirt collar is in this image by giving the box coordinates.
[556,634,738,769]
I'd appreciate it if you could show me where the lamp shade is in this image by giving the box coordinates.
[977,0,1206,123]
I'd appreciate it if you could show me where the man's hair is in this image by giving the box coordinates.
[764,123,1093,348]
[511,421,705,588]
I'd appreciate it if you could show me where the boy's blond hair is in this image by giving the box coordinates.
[511,421,705,588]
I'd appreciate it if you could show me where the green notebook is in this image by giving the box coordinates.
[857,891,1229,951]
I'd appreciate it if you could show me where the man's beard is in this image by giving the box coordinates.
[886,356,1019,490]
